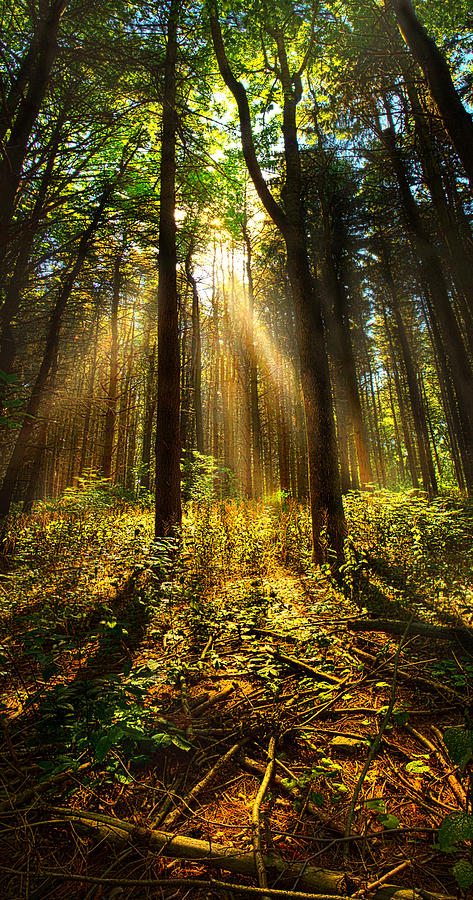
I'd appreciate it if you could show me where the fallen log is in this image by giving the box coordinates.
[48,805,347,895]
[45,807,452,900]
[347,618,473,650]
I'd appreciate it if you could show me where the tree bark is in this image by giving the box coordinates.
[155,0,182,538]
[0,0,67,262]
[185,247,204,454]
[0,105,65,397]
[378,245,437,495]
[0,179,115,523]
[101,251,122,478]
[380,125,473,491]
[389,0,473,188]
[242,220,263,498]
[210,5,345,563]
[140,343,156,491]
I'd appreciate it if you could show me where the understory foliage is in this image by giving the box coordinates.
[2,487,473,896]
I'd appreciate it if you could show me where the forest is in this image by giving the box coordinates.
[2,0,473,897]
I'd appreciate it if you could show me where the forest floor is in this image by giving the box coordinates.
[1,489,473,899]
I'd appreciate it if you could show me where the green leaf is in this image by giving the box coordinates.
[443,726,473,772]
[391,707,410,726]
[365,798,386,813]
[378,813,400,830]
[151,732,173,748]
[171,734,192,751]
[0,369,18,384]
[453,859,473,890]
[438,813,473,852]
[406,759,431,775]
[94,731,118,762]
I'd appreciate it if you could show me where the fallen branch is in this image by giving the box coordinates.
[251,735,277,898]
[161,739,247,829]
[192,684,235,717]
[352,860,411,897]
[240,756,345,835]
[0,762,90,813]
[5,869,353,899]
[48,805,348,895]
[274,650,342,684]
[348,618,473,650]
[350,646,465,703]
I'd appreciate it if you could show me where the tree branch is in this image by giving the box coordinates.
[208,1,287,234]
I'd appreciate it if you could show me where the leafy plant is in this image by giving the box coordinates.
[35,669,191,782]
[438,723,473,889]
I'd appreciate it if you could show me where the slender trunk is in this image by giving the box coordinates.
[140,343,156,491]
[421,291,471,490]
[405,76,473,348]
[185,248,204,454]
[0,106,65,393]
[385,320,419,488]
[242,221,263,497]
[101,252,121,478]
[385,359,406,483]
[316,154,373,489]
[368,362,387,488]
[379,247,437,494]
[275,346,290,494]
[0,181,114,523]
[155,0,181,537]
[381,126,473,490]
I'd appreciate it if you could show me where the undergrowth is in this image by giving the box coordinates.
[2,483,473,897]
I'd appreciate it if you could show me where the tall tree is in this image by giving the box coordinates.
[389,0,473,188]
[209,0,345,563]
[155,0,182,538]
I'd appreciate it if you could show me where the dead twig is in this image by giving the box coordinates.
[251,734,277,899]
[274,650,342,684]
[405,724,467,808]
[352,860,411,897]
[344,617,413,852]
[192,684,235,717]
[161,739,248,829]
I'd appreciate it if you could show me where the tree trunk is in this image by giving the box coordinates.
[155,0,182,537]
[379,245,437,495]
[185,248,204,454]
[0,181,114,523]
[140,343,156,491]
[0,0,67,261]
[101,252,121,479]
[210,8,345,564]
[381,125,473,491]
[384,315,420,489]
[404,75,473,348]
[0,106,65,397]
[390,0,473,188]
[242,220,263,497]
[320,215,373,489]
